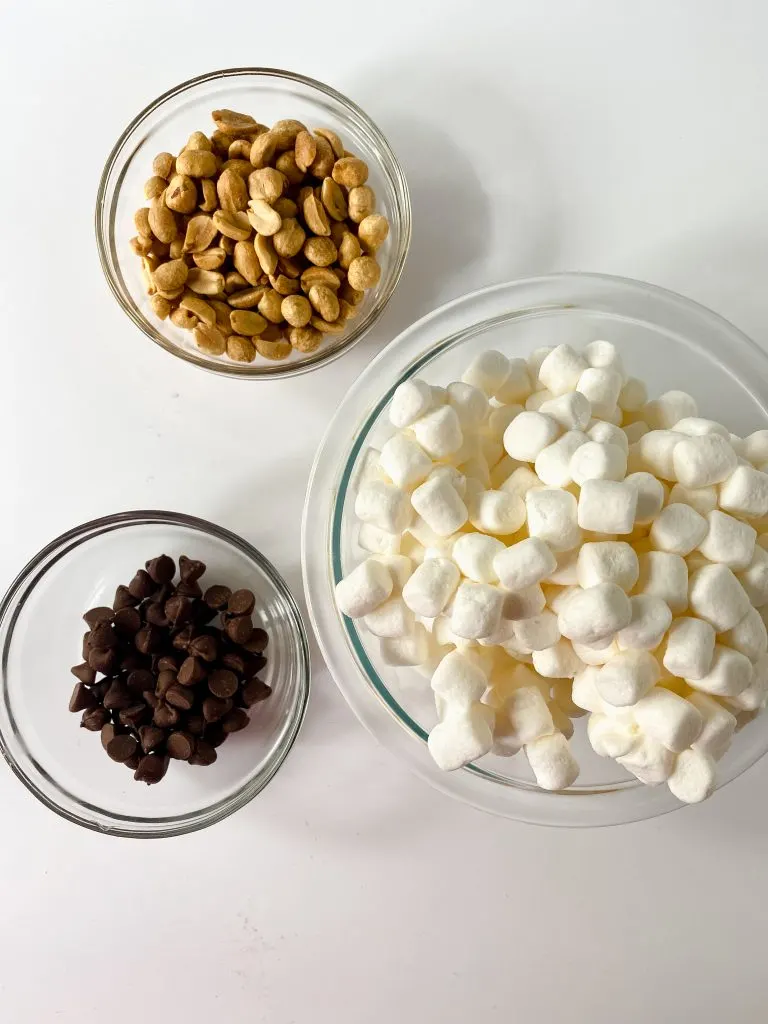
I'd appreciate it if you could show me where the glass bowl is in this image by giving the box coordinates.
[302,272,768,827]
[96,68,411,379]
[0,511,310,837]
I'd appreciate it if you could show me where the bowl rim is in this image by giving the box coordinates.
[95,66,412,380]
[0,509,311,838]
[302,271,768,826]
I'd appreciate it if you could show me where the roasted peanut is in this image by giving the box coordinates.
[348,185,376,223]
[358,213,389,251]
[176,149,218,178]
[233,240,262,286]
[272,217,305,258]
[246,199,281,236]
[226,335,256,362]
[304,236,337,267]
[255,336,292,360]
[152,259,188,292]
[347,255,381,290]
[281,295,312,327]
[152,152,175,178]
[217,168,248,212]
[230,310,267,336]
[193,323,226,354]
[289,325,324,352]
[308,284,340,323]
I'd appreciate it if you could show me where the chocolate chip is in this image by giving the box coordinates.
[221,651,247,676]
[134,753,169,785]
[177,656,206,686]
[165,685,194,711]
[202,696,232,723]
[192,602,218,626]
[127,668,155,692]
[128,570,156,600]
[176,580,203,600]
[185,714,205,736]
[205,723,226,747]
[81,633,92,660]
[87,646,116,674]
[227,589,256,616]
[155,670,177,697]
[145,554,175,584]
[113,585,139,610]
[147,582,174,606]
[164,595,193,628]
[89,622,118,649]
[138,724,166,754]
[144,602,170,628]
[208,668,238,699]
[118,704,150,729]
[179,556,206,583]
[143,690,160,709]
[157,654,180,672]
[241,678,272,707]
[189,634,218,662]
[92,680,111,703]
[166,731,194,760]
[189,740,217,766]
[70,662,96,685]
[69,682,97,713]
[153,703,179,729]
[120,651,144,673]
[135,626,163,654]
[81,706,110,731]
[222,708,249,733]
[242,627,269,653]
[106,733,138,763]
[172,625,196,651]
[124,752,141,770]
[204,584,231,610]
[103,681,133,711]
[113,607,142,635]
[225,615,253,645]
[83,606,114,627]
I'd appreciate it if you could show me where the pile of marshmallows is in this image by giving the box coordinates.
[335,340,768,803]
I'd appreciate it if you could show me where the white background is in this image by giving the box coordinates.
[1,2,768,1021]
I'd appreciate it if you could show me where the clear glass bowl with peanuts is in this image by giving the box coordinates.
[303,273,768,826]
[96,69,411,377]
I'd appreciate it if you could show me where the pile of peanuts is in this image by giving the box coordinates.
[335,340,768,803]
[130,109,389,363]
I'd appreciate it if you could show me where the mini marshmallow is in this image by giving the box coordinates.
[373,554,412,591]
[380,623,431,666]
[400,533,426,564]
[358,523,401,555]
[546,585,578,617]
[663,616,716,680]
[379,433,433,490]
[689,563,750,631]
[459,456,490,488]
[719,464,768,518]
[633,687,702,752]
[407,516,458,555]
[643,390,698,430]
[698,511,756,570]
[479,435,504,468]
[577,541,639,592]
[688,691,736,761]
[637,551,689,614]
[364,597,415,638]
[446,381,489,428]
[577,479,638,535]
[616,736,675,785]
[489,455,522,489]
[673,417,729,438]
[525,390,554,411]
[504,685,555,745]
[667,484,718,515]
[571,667,608,712]
[525,732,579,790]
[649,503,708,556]
[667,748,716,804]
[625,472,666,525]
[722,606,768,662]
[588,420,629,453]
[742,429,768,465]
[637,430,684,480]
[573,638,620,666]
[430,385,447,405]
[723,654,768,711]
[402,558,460,617]
[673,434,738,488]
[533,639,584,679]
[470,489,526,536]
[512,611,560,653]
[451,581,504,639]
[411,405,463,458]
[428,704,493,770]
[494,537,557,591]
[503,411,561,462]
[738,545,768,607]
[596,650,660,706]
[617,595,673,651]
[500,466,543,503]
[355,480,413,534]
[546,548,580,585]
[335,558,393,618]
[618,377,648,413]
[623,421,650,444]
[538,344,588,396]
[462,349,511,397]
[527,487,582,551]
[389,378,434,428]
[527,346,553,382]
[431,650,487,706]
[588,713,639,758]
[547,701,574,739]
[558,583,631,645]
[551,677,588,716]
[452,534,505,583]
[539,392,591,431]
[502,583,546,621]
[686,644,752,697]
[584,340,624,377]
[411,473,468,537]
[486,407,522,443]
[495,358,533,404]
[534,431,588,487]
[576,367,623,418]
[570,441,627,485]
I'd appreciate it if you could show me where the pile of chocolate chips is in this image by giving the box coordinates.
[68,554,271,784]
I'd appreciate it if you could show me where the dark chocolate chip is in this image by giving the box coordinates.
[185,714,205,736]
[153,703,180,729]
[71,662,96,685]
[189,740,217,766]
[208,669,238,699]
[145,554,175,585]
[242,627,269,653]
[81,706,110,731]
[176,580,203,600]
[100,723,116,750]
[135,626,163,654]
[124,752,141,770]
[222,708,249,733]
[189,634,217,662]
[128,570,156,600]
[106,734,138,763]
[225,616,253,645]
[120,651,144,673]
[221,652,247,676]
[202,696,232,723]
[205,723,226,747]
[89,622,118,649]
[127,668,155,692]
[134,753,169,785]
[179,556,206,583]
[69,682,97,713]
[204,584,231,610]
[164,595,193,628]
[143,690,160,709]
[192,602,218,626]
[92,680,111,703]
[166,731,194,760]
[177,656,206,686]
[103,681,134,711]
[113,585,139,610]
[227,589,256,616]
[119,704,150,729]
[87,646,116,674]
[83,606,114,628]
[139,724,166,754]
[241,678,272,707]
[155,670,177,697]
[172,625,196,651]
[166,684,194,711]
[144,602,170,628]
[113,606,142,635]
[157,654,180,672]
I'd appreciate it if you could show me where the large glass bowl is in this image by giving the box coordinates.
[0,512,310,837]
[302,273,768,826]
[96,68,411,378]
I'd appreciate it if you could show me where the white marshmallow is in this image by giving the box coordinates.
[513,611,561,653]
[742,430,768,465]
[643,390,698,430]
[380,623,431,666]
[430,464,467,496]
[533,639,584,679]
[503,411,561,462]
[637,551,689,614]
[527,346,553,382]
[486,408,521,443]
[461,349,511,397]
[588,712,639,758]
[411,405,464,459]
[451,581,504,639]
[358,523,401,556]
[617,595,673,651]
[689,563,750,631]
[364,597,415,638]
[673,417,728,438]
[373,554,412,591]
[573,638,620,666]
[617,736,675,785]
[588,420,629,453]
[335,558,393,618]
[428,704,493,770]
[688,691,736,761]
[495,358,533,404]
[494,537,557,591]
[402,558,460,617]
[667,484,718,516]
[526,390,554,411]
[430,385,448,406]
[459,456,490,489]
[625,472,666,524]
[411,473,468,537]
[551,677,587,717]
[577,541,639,592]
[686,644,752,697]
[576,367,623,418]
[480,435,504,469]
[723,653,768,711]
[663,617,716,680]
[446,381,489,428]
[649,503,709,556]
[504,685,555,745]
[577,479,638,535]
[407,516,457,555]
[546,585,578,617]
[499,466,542,503]
[489,455,522,489]
[539,392,591,431]
[558,583,631,645]
[619,377,648,413]
[470,489,526,536]
[525,732,579,790]
[527,488,582,551]
[535,431,588,487]
[431,650,487,706]
[633,687,702,752]
[389,379,434,429]
[570,441,627,485]
[719,465,768,519]
[571,667,609,712]
[637,430,684,480]
[546,548,580,585]
[667,748,716,804]
[697,510,756,570]
[596,650,660,706]
[502,583,546,621]
[538,344,588,396]
[584,340,624,377]
[738,544,768,607]
[624,421,650,444]
[355,480,412,534]
[673,434,738,488]
[400,534,426,564]
[547,700,574,739]
[379,433,433,490]
[452,534,505,583]
[722,606,768,662]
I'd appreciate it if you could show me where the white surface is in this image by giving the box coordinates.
[1,1,768,1020]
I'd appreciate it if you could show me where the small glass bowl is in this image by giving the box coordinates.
[0,511,310,837]
[303,273,768,827]
[96,68,411,379]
